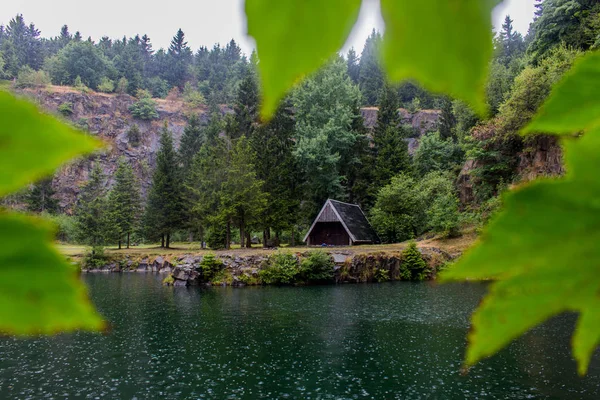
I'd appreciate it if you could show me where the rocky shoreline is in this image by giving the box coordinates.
[82,247,455,286]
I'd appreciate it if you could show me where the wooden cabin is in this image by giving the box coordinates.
[304,199,381,246]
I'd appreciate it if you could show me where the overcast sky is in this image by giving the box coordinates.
[0,0,536,56]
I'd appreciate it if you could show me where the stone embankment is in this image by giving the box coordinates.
[82,247,455,286]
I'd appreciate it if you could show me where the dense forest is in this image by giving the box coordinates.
[3,0,600,250]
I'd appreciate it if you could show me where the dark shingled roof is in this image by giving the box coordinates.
[304,199,380,244]
[329,200,380,243]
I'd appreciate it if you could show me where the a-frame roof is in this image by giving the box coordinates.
[303,199,381,244]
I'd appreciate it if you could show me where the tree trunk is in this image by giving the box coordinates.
[240,225,245,248]
[226,221,231,250]
[291,226,296,247]
[166,233,170,249]
[161,234,165,248]
[262,229,268,248]
[127,232,130,249]
[246,232,251,248]
[118,239,121,250]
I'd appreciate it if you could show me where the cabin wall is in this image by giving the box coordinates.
[308,222,350,246]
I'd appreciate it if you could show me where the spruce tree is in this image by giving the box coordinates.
[358,30,384,106]
[373,126,411,187]
[401,241,429,281]
[373,81,410,188]
[231,70,259,139]
[220,136,267,248]
[107,158,141,249]
[75,164,109,246]
[144,122,184,248]
[375,82,401,137]
[26,177,58,213]
[439,96,457,140]
[250,99,300,246]
[178,113,204,172]
[127,124,141,146]
[346,47,360,83]
[185,135,229,248]
[167,28,192,88]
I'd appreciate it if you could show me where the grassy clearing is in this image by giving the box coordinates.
[57,229,477,260]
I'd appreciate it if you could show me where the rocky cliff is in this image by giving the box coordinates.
[24,87,442,212]
[457,132,564,204]
[22,87,221,212]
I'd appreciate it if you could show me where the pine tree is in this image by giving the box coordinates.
[75,164,109,246]
[107,158,141,249]
[144,122,184,248]
[220,136,267,248]
[178,113,205,172]
[498,15,525,66]
[401,241,429,281]
[250,99,300,246]
[185,133,229,248]
[375,82,401,137]
[231,70,259,139]
[373,81,410,188]
[346,47,360,83]
[167,28,192,88]
[26,177,58,213]
[358,30,384,106]
[374,126,411,187]
[127,124,141,146]
[439,96,456,140]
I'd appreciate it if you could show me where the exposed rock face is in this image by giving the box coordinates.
[21,87,221,213]
[82,247,454,287]
[360,107,441,135]
[457,159,480,204]
[24,87,440,212]
[517,136,564,181]
[456,120,564,204]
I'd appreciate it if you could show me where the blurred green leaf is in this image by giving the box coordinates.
[524,51,600,134]
[379,0,498,115]
[0,213,105,334]
[245,0,361,119]
[442,127,600,374]
[0,91,101,197]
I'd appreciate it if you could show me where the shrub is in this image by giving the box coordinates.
[299,250,335,283]
[82,246,108,269]
[146,77,169,99]
[206,226,227,249]
[370,174,422,243]
[58,101,73,116]
[259,252,300,285]
[43,212,78,243]
[97,77,115,93]
[199,253,224,282]
[162,275,175,285]
[183,82,205,107]
[127,124,141,146]
[427,193,460,237]
[77,118,88,130]
[73,75,91,93]
[129,97,158,120]
[407,97,421,113]
[116,77,128,94]
[15,66,51,88]
[419,171,461,237]
[374,268,390,282]
[401,241,429,281]
[413,131,464,177]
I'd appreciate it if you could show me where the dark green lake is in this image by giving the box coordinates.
[0,274,598,399]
